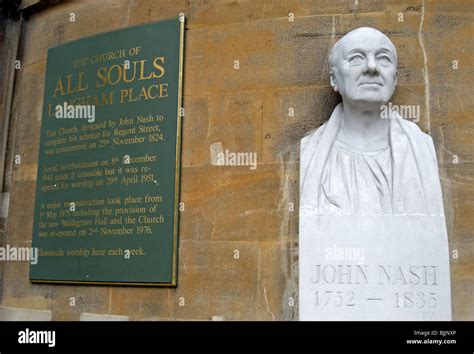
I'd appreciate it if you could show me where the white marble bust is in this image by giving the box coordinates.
[299,27,451,320]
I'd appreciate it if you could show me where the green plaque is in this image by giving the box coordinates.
[29,17,184,286]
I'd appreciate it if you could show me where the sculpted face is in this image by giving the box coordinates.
[330,27,398,106]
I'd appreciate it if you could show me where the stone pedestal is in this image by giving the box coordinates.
[299,214,451,320]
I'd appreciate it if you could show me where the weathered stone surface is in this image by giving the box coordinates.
[175,240,259,320]
[181,95,210,167]
[441,177,474,244]
[337,11,422,35]
[12,62,44,180]
[50,311,78,321]
[16,61,46,124]
[4,60,45,184]
[80,312,129,321]
[262,0,391,17]
[182,91,264,167]
[183,20,280,96]
[22,1,129,67]
[255,241,287,320]
[422,12,474,87]
[182,16,426,97]
[129,0,265,29]
[5,180,35,243]
[2,182,52,310]
[12,163,38,183]
[0,193,9,219]
[431,84,473,131]
[48,285,111,321]
[0,305,51,321]
[452,280,474,320]
[262,86,339,163]
[208,91,264,157]
[426,0,474,14]
[110,287,173,320]
[438,127,474,163]
[128,0,187,27]
[1,260,53,309]
[179,165,284,242]
[450,254,474,322]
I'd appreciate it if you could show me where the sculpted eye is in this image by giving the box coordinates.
[377,55,392,63]
[348,54,364,64]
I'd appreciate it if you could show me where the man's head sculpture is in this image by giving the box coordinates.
[329,27,398,107]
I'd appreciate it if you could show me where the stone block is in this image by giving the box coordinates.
[208,90,263,157]
[181,95,210,167]
[109,287,173,320]
[129,0,266,29]
[446,185,474,243]
[183,20,280,95]
[175,240,259,320]
[262,0,390,17]
[425,0,474,14]
[423,14,474,86]
[128,0,186,25]
[5,180,35,243]
[255,241,287,320]
[49,285,111,321]
[22,0,129,67]
[17,61,46,124]
[179,164,283,242]
[337,11,422,35]
[80,312,129,321]
[438,126,474,164]
[451,280,474,320]
[1,261,53,307]
[0,192,9,218]
[181,91,264,167]
[431,84,474,133]
[0,305,51,321]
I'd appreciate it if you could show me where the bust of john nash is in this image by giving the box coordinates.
[298,27,451,321]
[300,27,444,216]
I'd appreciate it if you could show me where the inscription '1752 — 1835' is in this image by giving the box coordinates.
[312,264,439,310]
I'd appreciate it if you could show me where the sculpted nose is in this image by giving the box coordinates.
[364,56,379,75]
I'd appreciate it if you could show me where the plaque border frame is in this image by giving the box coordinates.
[29,16,185,287]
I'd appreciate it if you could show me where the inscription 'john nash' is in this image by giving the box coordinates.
[311,265,438,286]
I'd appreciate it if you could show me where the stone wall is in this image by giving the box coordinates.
[0,0,472,320]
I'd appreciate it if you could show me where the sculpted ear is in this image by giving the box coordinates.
[330,71,338,92]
